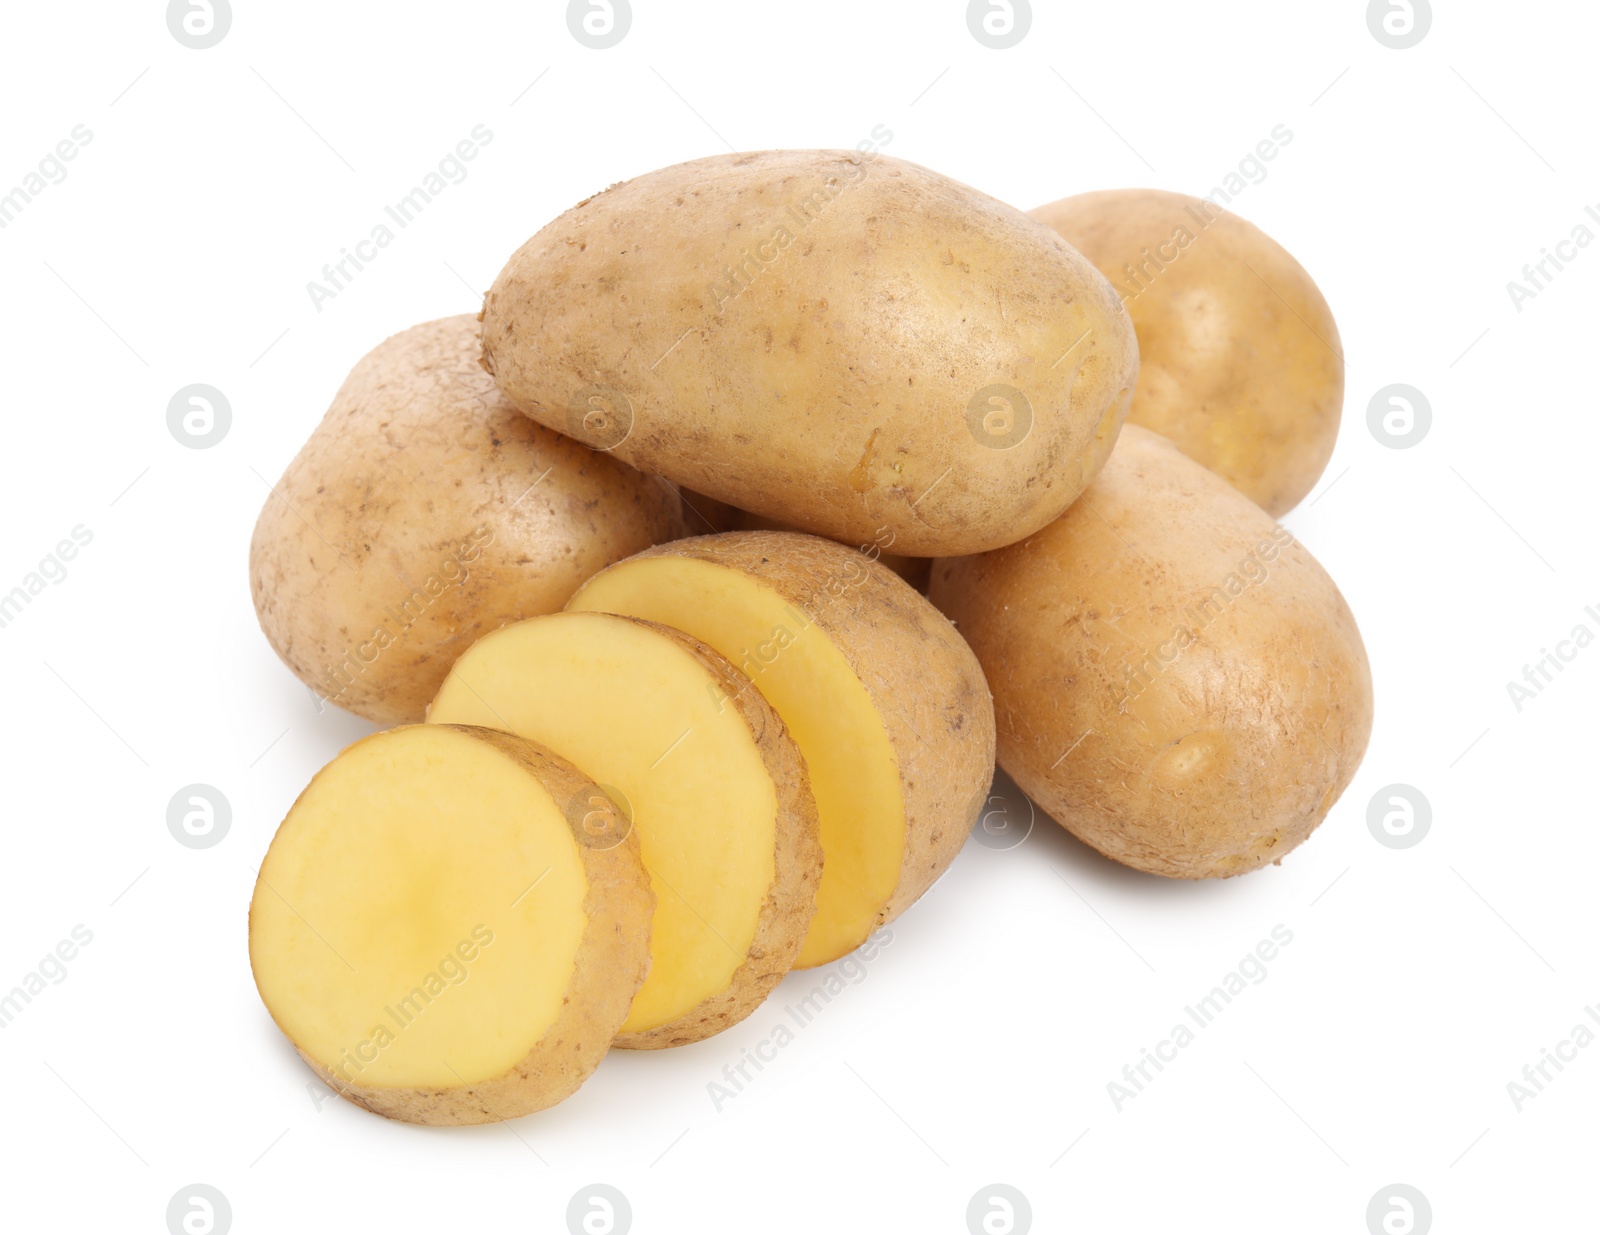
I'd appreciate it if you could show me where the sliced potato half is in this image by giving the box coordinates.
[429,611,820,1047]
[249,724,653,1125]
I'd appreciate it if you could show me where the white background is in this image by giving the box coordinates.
[0,1,1594,1231]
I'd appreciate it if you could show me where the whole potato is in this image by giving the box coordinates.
[250,315,683,724]
[481,150,1139,557]
[1030,188,1342,516]
[929,425,1372,878]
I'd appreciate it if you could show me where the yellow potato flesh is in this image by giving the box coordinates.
[569,557,903,967]
[428,612,777,1033]
[249,726,588,1089]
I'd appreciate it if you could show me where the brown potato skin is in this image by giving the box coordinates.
[584,532,994,934]
[249,315,684,725]
[611,621,821,1048]
[1030,188,1342,516]
[262,726,655,1125]
[481,150,1139,556]
[929,427,1372,879]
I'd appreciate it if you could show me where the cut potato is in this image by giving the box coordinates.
[568,531,994,967]
[428,612,820,1046]
[249,315,684,726]
[248,724,653,1125]
[929,426,1373,878]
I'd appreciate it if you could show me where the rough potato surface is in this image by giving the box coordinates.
[481,150,1138,556]
[1031,188,1342,516]
[250,315,683,724]
[930,427,1372,878]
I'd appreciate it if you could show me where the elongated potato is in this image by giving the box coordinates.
[481,150,1139,556]
[568,531,994,966]
[429,612,820,1046]
[250,315,683,725]
[249,724,653,1125]
[1030,189,1342,516]
[930,426,1372,878]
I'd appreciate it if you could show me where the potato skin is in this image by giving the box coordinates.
[929,427,1372,879]
[591,532,995,929]
[249,315,683,724]
[266,726,655,1125]
[481,150,1139,556]
[612,621,821,1049]
[1030,188,1342,517]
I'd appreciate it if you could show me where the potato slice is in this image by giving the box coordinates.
[248,724,653,1125]
[428,612,820,1047]
[567,532,995,968]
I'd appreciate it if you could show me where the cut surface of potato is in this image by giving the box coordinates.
[249,724,652,1124]
[568,532,995,967]
[429,612,819,1046]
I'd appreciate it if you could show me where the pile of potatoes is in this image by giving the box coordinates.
[248,150,1372,1125]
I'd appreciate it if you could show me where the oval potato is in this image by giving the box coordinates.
[929,425,1372,878]
[481,150,1139,556]
[249,315,684,724]
[1030,188,1342,516]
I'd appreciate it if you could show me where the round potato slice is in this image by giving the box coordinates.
[568,532,995,967]
[930,426,1373,878]
[248,724,653,1125]
[480,149,1138,556]
[249,315,684,725]
[428,611,820,1047]
[1030,188,1343,516]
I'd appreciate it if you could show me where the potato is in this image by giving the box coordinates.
[480,150,1139,557]
[249,315,683,725]
[568,531,994,965]
[249,724,653,1125]
[1030,189,1342,516]
[715,505,930,592]
[429,611,820,1046]
[929,426,1372,878]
